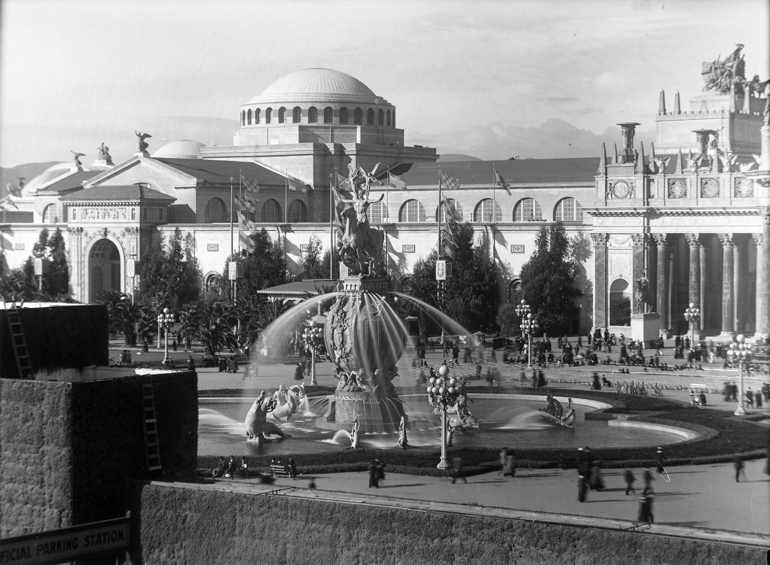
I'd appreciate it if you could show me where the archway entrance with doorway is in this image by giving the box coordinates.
[609,278,631,326]
[89,239,122,302]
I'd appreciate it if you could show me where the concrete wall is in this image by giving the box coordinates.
[0,372,198,537]
[128,483,764,565]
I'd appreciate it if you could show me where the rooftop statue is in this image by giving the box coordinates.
[748,75,770,127]
[135,131,152,153]
[71,151,85,167]
[701,44,745,94]
[97,142,114,165]
[337,162,385,276]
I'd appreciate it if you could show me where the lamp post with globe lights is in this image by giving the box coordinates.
[516,300,538,370]
[157,308,176,366]
[684,303,700,350]
[427,363,460,469]
[302,305,326,386]
[729,335,751,416]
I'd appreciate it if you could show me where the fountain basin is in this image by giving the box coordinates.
[316,391,406,433]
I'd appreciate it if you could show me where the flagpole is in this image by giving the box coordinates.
[238,171,242,254]
[284,170,288,224]
[492,163,496,224]
[229,178,234,257]
[437,170,442,260]
[386,173,390,222]
[330,171,334,280]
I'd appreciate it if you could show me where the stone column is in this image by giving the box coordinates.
[591,233,608,329]
[686,234,702,332]
[700,240,707,333]
[756,223,770,339]
[653,234,668,330]
[719,234,735,337]
[631,233,646,314]
[734,237,742,333]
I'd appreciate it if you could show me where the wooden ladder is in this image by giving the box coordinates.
[4,301,33,379]
[142,383,162,472]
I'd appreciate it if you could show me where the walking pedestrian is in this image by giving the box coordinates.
[369,459,380,488]
[287,457,297,480]
[654,448,666,474]
[294,363,304,381]
[637,494,654,523]
[624,467,636,495]
[733,454,747,482]
[451,456,467,483]
[642,467,655,494]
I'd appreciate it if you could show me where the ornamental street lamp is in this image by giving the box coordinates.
[302,305,326,386]
[157,308,176,366]
[516,300,538,370]
[729,334,750,416]
[684,302,700,350]
[426,363,460,469]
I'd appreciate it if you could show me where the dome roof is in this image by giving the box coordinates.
[247,69,383,105]
[23,162,77,196]
[152,140,204,159]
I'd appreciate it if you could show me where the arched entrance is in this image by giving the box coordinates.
[89,239,122,302]
[609,278,631,326]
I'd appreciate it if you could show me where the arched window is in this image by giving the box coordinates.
[204,272,220,292]
[513,198,543,221]
[392,109,396,127]
[42,204,58,223]
[204,197,228,223]
[370,201,387,224]
[247,109,252,125]
[308,107,318,123]
[324,107,333,124]
[278,107,286,123]
[399,199,426,223]
[287,199,308,223]
[261,198,282,222]
[340,107,349,124]
[436,199,464,222]
[241,110,245,126]
[293,106,302,123]
[265,107,272,124]
[354,108,363,125]
[386,110,391,126]
[554,197,584,222]
[367,108,375,125]
[473,199,501,223]
[378,109,384,126]
[254,108,261,124]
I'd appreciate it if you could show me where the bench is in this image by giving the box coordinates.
[270,464,291,478]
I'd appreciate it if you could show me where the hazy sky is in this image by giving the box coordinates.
[0,0,767,167]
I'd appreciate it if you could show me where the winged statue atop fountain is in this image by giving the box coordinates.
[337,162,385,276]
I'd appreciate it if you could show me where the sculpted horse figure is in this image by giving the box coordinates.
[270,383,306,421]
[245,391,292,442]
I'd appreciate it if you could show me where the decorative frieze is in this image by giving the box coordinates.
[76,207,130,221]
[668,178,687,198]
[700,178,720,198]
[734,178,754,198]
[608,180,634,200]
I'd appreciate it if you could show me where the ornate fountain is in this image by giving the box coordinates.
[316,163,408,433]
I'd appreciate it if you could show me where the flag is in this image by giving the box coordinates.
[330,186,345,236]
[241,175,260,200]
[388,172,407,190]
[494,168,511,195]
[439,170,460,190]
[442,197,461,223]
[287,175,308,193]
[237,210,256,254]
[234,195,257,215]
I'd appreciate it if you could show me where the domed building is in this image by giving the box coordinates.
[152,140,205,160]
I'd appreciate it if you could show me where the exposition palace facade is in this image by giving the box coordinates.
[2,62,769,340]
